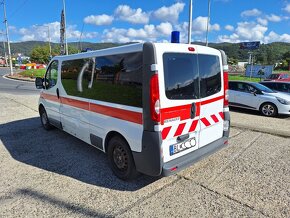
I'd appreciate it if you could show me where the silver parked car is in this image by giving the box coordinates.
[229,81,290,117]
[260,81,290,96]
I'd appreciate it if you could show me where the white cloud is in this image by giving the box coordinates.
[102,23,175,43]
[191,16,220,35]
[217,22,268,43]
[152,2,185,23]
[257,18,268,26]
[156,22,173,35]
[16,22,97,42]
[283,3,290,13]
[84,14,114,26]
[241,9,262,17]
[115,5,149,24]
[225,25,234,31]
[266,14,282,22]
[264,31,290,43]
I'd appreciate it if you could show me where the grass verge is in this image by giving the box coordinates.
[18,69,46,78]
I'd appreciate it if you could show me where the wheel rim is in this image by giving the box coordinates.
[41,111,48,125]
[262,104,275,116]
[112,145,128,171]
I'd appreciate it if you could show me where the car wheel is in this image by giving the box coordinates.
[40,107,53,130]
[107,136,138,180]
[260,103,278,117]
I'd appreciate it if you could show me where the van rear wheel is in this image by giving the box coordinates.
[107,136,138,180]
[40,107,53,130]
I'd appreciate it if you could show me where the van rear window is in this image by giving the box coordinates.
[163,53,199,99]
[163,53,221,100]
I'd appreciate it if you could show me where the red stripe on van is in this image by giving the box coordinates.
[219,112,224,120]
[41,93,60,102]
[201,118,211,127]
[61,97,89,110]
[41,93,143,125]
[162,126,172,140]
[189,120,199,132]
[201,95,224,106]
[211,114,219,123]
[90,103,143,125]
[174,123,186,137]
[160,104,191,125]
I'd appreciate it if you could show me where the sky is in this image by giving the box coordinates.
[1,0,290,44]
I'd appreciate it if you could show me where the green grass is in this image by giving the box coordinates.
[229,75,262,82]
[19,69,46,78]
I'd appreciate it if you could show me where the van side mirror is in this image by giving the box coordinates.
[35,77,44,89]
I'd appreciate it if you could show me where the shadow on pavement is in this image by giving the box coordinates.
[9,188,111,218]
[0,117,158,191]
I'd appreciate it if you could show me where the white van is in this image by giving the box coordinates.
[35,42,230,180]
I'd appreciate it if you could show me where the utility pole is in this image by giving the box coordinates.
[188,0,193,44]
[206,0,211,46]
[62,0,68,55]
[2,0,13,75]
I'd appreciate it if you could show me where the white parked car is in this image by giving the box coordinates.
[229,81,290,117]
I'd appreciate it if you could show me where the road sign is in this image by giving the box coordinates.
[240,41,260,50]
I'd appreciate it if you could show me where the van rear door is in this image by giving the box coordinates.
[158,48,202,163]
[196,47,225,148]
[156,44,225,164]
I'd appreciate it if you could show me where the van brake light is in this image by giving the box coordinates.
[223,71,229,107]
[150,74,160,122]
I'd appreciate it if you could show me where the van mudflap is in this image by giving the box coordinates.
[132,131,162,177]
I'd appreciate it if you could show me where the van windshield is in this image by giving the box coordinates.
[163,53,221,100]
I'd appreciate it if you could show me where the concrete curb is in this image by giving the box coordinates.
[231,122,290,138]
[4,74,35,83]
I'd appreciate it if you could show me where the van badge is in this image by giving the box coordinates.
[164,117,180,123]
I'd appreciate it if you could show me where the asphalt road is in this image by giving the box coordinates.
[0,93,289,217]
[0,68,39,95]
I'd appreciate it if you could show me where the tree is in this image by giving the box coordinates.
[282,51,290,70]
[30,45,50,64]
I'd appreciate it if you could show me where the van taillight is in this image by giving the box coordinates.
[223,71,229,107]
[150,74,160,122]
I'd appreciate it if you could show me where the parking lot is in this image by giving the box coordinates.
[0,93,289,217]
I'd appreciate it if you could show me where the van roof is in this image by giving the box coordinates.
[52,42,221,62]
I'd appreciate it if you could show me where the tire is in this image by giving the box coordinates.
[107,136,138,180]
[40,107,53,130]
[260,103,278,117]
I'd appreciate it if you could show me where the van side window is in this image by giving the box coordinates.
[61,52,143,107]
[45,61,58,89]
[61,58,93,96]
[94,52,143,107]
[198,54,221,98]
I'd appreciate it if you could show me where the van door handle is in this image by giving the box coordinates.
[177,133,189,142]
[191,103,196,119]
[56,88,60,99]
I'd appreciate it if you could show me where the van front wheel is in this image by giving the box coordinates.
[107,136,138,180]
[40,107,53,130]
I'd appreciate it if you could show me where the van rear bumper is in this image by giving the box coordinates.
[162,137,229,176]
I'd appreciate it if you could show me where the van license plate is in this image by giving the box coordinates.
[169,137,196,156]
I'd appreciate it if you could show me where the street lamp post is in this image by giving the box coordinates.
[62,0,68,55]
[206,0,211,46]
[0,31,8,66]
[188,0,193,44]
[35,25,52,58]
